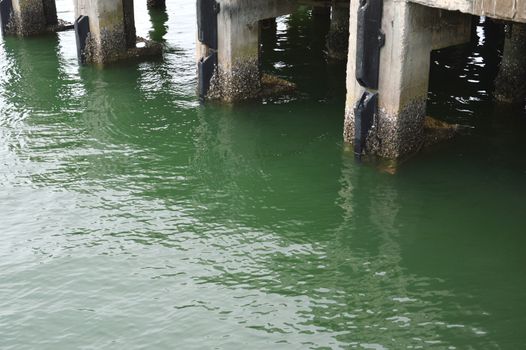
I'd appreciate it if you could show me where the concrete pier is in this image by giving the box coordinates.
[74,0,160,64]
[4,0,53,35]
[198,0,296,102]
[74,0,128,63]
[327,0,349,60]
[494,23,526,104]
[344,1,471,158]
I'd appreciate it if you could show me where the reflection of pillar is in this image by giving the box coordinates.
[147,0,166,10]
[5,0,56,35]
[148,5,168,42]
[327,1,349,60]
[344,1,471,159]
[494,23,526,104]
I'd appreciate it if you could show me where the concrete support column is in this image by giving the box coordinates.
[123,0,136,48]
[147,0,166,9]
[344,1,471,159]
[74,0,134,63]
[327,0,349,60]
[200,0,296,102]
[5,0,54,35]
[494,23,526,104]
[208,11,261,102]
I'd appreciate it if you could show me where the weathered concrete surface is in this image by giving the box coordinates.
[4,0,69,36]
[431,9,472,49]
[75,0,127,63]
[327,0,349,60]
[344,1,472,159]
[410,0,526,23]
[75,0,159,64]
[6,0,47,35]
[494,22,526,103]
[206,0,297,102]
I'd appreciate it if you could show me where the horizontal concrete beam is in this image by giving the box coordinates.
[219,0,296,23]
[411,0,526,23]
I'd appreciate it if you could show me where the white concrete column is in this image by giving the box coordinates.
[74,0,127,63]
[6,0,48,35]
[494,23,526,104]
[208,1,261,102]
[344,1,471,159]
[204,0,296,102]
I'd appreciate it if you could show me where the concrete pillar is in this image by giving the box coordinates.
[201,0,296,102]
[74,0,138,63]
[327,1,349,60]
[123,0,136,48]
[344,1,471,159]
[209,13,261,102]
[4,0,54,35]
[494,23,526,104]
[147,0,165,9]
[74,0,127,63]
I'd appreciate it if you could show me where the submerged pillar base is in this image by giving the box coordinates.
[207,59,261,102]
[494,23,526,104]
[4,0,50,36]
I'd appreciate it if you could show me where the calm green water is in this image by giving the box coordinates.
[1,2,525,349]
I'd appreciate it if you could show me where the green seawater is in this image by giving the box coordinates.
[1,2,525,349]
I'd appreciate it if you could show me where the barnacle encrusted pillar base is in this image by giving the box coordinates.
[74,0,160,65]
[200,0,297,102]
[344,0,471,159]
[208,58,261,102]
[211,1,261,102]
[5,0,48,36]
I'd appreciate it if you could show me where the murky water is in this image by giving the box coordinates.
[1,2,525,349]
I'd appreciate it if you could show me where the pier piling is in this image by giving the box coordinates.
[494,23,526,104]
[344,1,471,158]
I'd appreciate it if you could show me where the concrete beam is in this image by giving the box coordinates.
[431,9,472,50]
[344,1,471,159]
[410,0,526,24]
[494,22,526,103]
